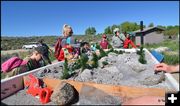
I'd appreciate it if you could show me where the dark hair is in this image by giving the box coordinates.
[80,42,89,47]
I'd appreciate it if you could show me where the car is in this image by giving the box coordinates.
[22,42,39,49]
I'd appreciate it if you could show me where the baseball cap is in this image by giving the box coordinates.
[34,46,48,60]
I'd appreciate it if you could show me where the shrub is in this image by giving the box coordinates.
[91,53,99,68]
[61,58,70,79]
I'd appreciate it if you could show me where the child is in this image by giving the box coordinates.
[58,24,79,61]
[100,34,109,49]
[80,42,91,55]
[38,39,53,64]
[123,33,137,49]
[1,46,48,78]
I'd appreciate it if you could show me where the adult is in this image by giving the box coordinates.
[154,63,179,73]
[112,28,126,48]
[123,33,137,48]
[100,34,109,49]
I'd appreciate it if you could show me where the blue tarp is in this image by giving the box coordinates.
[151,50,164,62]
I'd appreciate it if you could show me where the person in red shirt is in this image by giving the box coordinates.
[100,34,109,49]
[123,33,137,48]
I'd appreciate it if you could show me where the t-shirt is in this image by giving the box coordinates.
[100,40,108,49]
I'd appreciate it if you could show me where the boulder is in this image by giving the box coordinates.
[50,82,77,105]
[128,62,146,73]
[139,72,165,86]
[104,66,119,73]
[77,69,93,81]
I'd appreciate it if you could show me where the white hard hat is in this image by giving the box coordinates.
[113,28,120,34]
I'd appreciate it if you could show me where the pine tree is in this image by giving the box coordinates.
[80,54,89,71]
[91,53,99,68]
[61,58,70,79]
[137,46,147,64]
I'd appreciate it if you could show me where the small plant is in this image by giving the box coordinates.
[70,59,81,71]
[137,46,143,55]
[138,54,147,64]
[106,48,114,54]
[80,54,89,71]
[91,53,99,68]
[106,48,123,55]
[137,46,147,64]
[113,50,119,54]
[118,50,123,54]
[61,58,70,79]
[102,61,108,65]
[108,43,113,49]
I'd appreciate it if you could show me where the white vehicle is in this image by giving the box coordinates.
[22,42,39,49]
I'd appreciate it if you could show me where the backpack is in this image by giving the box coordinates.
[54,37,62,59]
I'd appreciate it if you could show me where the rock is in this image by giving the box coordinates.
[91,68,123,85]
[98,61,104,68]
[99,56,108,62]
[128,63,146,73]
[98,57,108,68]
[104,66,119,73]
[154,47,171,53]
[140,72,165,86]
[77,69,93,81]
[50,82,77,105]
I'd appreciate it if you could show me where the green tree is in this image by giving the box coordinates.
[91,27,96,35]
[157,25,166,29]
[120,21,140,32]
[104,26,112,34]
[85,27,91,35]
[148,23,154,27]
[85,27,96,35]
[164,25,179,37]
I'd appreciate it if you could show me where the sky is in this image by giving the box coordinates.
[1,1,179,37]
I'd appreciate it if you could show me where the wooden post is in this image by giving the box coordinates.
[140,21,144,45]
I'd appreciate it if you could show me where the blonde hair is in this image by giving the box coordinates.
[62,24,73,36]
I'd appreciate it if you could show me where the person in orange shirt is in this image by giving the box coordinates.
[123,32,136,49]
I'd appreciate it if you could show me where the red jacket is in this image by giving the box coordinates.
[57,45,73,61]
[123,38,137,48]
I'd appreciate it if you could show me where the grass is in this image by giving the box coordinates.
[144,39,179,51]
[162,52,179,65]
[144,39,179,65]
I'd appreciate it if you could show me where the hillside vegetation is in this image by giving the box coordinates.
[1,21,179,50]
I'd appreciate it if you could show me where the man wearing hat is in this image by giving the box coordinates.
[112,28,126,48]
